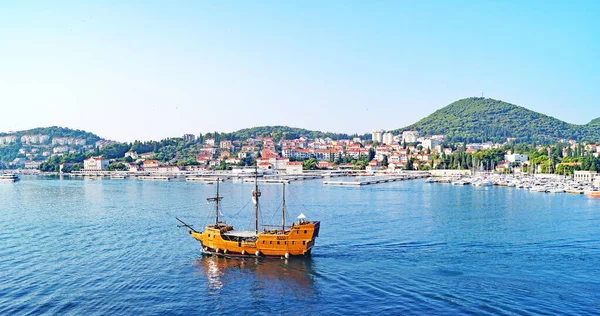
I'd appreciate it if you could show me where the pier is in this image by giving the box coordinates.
[323,173,429,186]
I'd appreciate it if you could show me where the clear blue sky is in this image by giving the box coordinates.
[1,1,598,141]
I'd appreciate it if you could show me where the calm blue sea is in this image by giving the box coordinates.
[1,177,600,315]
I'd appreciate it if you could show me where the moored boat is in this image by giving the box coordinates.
[0,174,20,183]
[139,175,171,181]
[584,191,600,197]
[178,172,320,258]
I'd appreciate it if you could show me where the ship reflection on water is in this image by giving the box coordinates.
[193,256,318,299]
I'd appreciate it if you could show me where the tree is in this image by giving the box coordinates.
[382,155,388,167]
[303,158,317,170]
[107,163,128,171]
[405,158,413,170]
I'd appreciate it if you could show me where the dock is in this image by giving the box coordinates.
[243,179,291,184]
[186,177,222,183]
[323,174,428,186]
[139,176,172,181]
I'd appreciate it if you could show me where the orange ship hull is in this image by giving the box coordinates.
[585,191,600,197]
[189,221,320,258]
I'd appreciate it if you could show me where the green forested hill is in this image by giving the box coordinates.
[0,126,101,143]
[225,126,364,141]
[394,98,600,143]
[588,118,600,126]
[0,127,102,163]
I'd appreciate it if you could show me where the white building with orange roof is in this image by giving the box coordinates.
[366,159,380,172]
[286,161,303,174]
[317,161,333,169]
[84,156,109,171]
[257,157,289,171]
[143,159,160,168]
[314,149,333,161]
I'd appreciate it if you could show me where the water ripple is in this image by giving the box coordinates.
[1,178,600,314]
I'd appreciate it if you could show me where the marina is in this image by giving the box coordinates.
[430,173,600,196]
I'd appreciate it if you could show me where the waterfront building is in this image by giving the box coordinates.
[256,157,289,171]
[366,159,380,172]
[83,157,109,171]
[345,148,369,160]
[154,166,181,174]
[143,159,160,168]
[127,163,141,172]
[505,154,529,164]
[574,171,598,182]
[317,161,333,169]
[314,149,334,161]
[286,161,303,174]
[257,161,272,171]
[24,161,42,169]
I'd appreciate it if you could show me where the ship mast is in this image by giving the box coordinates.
[207,178,223,225]
[281,183,286,231]
[253,165,261,234]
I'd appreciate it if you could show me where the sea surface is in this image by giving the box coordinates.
[1,176,600,315]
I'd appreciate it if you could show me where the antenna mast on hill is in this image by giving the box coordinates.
[481,90,484,98]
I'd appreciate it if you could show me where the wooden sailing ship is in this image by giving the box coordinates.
[178,173,320,258]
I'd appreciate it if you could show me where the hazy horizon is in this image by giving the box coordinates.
[1,1,599,142]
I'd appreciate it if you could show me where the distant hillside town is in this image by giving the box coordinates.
[3,126,600,186]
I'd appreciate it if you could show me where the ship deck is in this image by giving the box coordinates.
[222,230,258,238]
